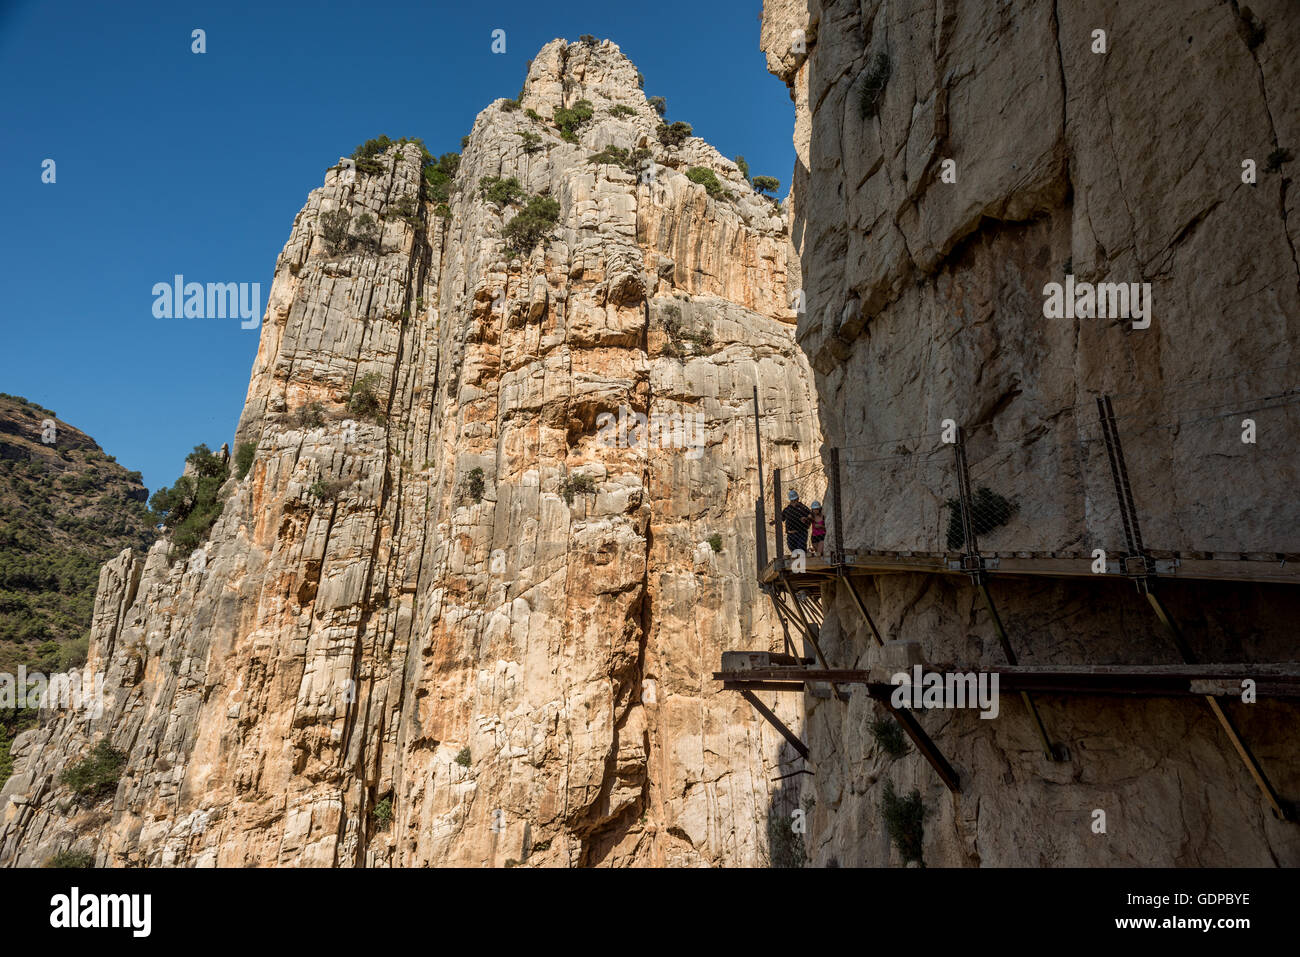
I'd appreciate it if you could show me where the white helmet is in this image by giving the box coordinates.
[810,500,821,509]
[787,490,798,500]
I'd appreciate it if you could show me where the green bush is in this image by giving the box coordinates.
[234,442,256,480]
[352,212,379,251]
[320,208,351,253]
[752,175,781,197]
[294,402,326,429]
[390,194,421,225]
[455,747,471,767]
[351,135,392,175]
[61,740,127,804]
[501,194,561,257]
[579,34,597,46]
[858,53,891,119]
[734,155,750,181]
[766,804,805,868]
[553,99,594,142]
[609,104,637,118]
[524,108,542,122]
[943,486,1017,550]
[587,145,630,167]
[308,478,351,502]
[516,131,543,153]
[707,533,723,553]
[559,473,597,505]
[647,96,667,116]
[149,444,231,555]
[372,796,393,831]
[501,98,520,112]
[467,467,485,503]
[881,780,924,865]
[479,175,526,207]
[657,121,692,148]
[686,166,728,199]
[423,152,460,204]
[45,850,95,868]
[870,717,909,759]
[346,372,386,423]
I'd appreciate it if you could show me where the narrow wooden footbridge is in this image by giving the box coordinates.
[724,371,1300,820]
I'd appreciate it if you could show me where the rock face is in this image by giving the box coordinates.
[763,0,1300,865]
[0,39,820,867]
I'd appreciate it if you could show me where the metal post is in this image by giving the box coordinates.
[830,447,845,565]
[773,468,785,563]
[754,386,766,576]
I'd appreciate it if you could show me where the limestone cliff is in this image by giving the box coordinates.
[0,38,819,867]
[763,0,1300,865]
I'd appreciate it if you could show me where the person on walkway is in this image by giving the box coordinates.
[809,500,826,556]
[782,489,811,555]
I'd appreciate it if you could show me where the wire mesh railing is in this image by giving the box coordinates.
[757,372,1300,574]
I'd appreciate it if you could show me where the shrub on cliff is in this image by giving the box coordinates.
[553,99,594,142]
[422,152,460,205]
[559,473,596,505]
[881,780,924,865]
[61,740,127,804]
[647,96,667,116]
[346,372,386,423]
[478,175,525,207]
[234,442,256,480]
[609,104,636,118]
[858,53,891,120]
[149,444,231,555]
[502,194,561,257]
[752,175,781,197]
[657,121,692,148]
[320,208,351,253]
[44,850,95,868]
[686,166,728,199]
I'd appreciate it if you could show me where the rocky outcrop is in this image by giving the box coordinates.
[764,0,1300,865]
[0,39,819,867]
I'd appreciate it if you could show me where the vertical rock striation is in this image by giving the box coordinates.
[764,0,1300,865]
[0,39,819,867]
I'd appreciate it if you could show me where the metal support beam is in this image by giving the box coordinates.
[841,574,885,646]
[954,427,1059,761]
[1098,393,1293,821]
[882,701,961,792]
[739,689,810,760]
[773,468,785,563]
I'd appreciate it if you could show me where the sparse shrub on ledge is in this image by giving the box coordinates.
[501,98,521,112]
[293,402,326,429]
[320,208,351,253]
[422,152,460,206]
[309,478,352,502]
[149,444,231,555]
[657,121,692,148]
[858,53,891,120]
[707,533,723,553]
[346,372,386,423]
[525,108,542,122]
[371,796,393,831]
[45,850,95,868]
[61,740,127,804]
[455,747,472,767]
[752,175,780,197]
[234,441,256,480]
[647,96,667,116]
[881,780,924,865]
[502,193,561,257]
[686,166,728,200]
[870,717,909,759]
[479,175,525,207]
[609,104,636,118]
[943,486,1017,550]
[579,34,597,46]
[559,473,597,505]
[553,99,594,142]
[517,130,543,153]
[466,466,485,503]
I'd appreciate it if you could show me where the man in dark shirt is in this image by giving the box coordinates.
[782,490,812,555]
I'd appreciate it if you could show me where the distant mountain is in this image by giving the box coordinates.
[0,393,155,673]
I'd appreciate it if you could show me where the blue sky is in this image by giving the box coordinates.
[0,0,793,493]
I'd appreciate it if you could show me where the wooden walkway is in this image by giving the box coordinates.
[759,550,1300,587]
